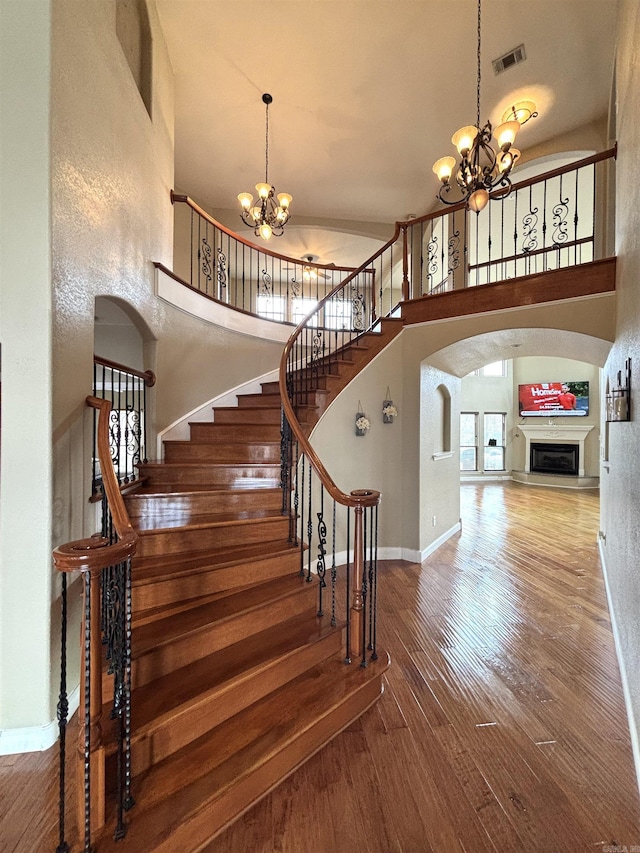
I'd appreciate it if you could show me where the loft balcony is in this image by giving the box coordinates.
[167,148,616,341]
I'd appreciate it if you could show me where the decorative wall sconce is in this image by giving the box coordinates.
[355,401,370,436]
[382,388,397,423]
[606,357,631,422]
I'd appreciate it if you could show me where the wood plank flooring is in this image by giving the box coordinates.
[3,482,639,852]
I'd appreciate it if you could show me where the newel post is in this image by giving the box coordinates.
[348,489,380,665]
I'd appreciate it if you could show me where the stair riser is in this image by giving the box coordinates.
[132,549,301,613]
[237,394,282,408]
[151,674,385,853]
[136,517,291,557]
[131,584,318,689]
[190,422,281,442]
[213,408,281,424]
[107,630,343,780]
[126,489,282,518]
[137,465,281,488]
[163,443,280,464]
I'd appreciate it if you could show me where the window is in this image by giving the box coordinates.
[460,412,478,471]
[291,297,318,326]
[325,298,353,329]
[256,294,286,322]
[468,360,506,377]
[483,412,506,471]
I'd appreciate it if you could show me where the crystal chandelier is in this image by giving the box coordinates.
[237,93,292,240]
[432,0,534,213]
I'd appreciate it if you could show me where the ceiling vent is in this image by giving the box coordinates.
[492,44,526,75]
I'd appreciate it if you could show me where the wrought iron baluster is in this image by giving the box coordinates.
[306,463,313,583]
[344,507,351,664]
[331,500,337,628]
[361,506,368,668]
[316,485,327,616]
[370,504,379,660]
[299,455,305,576]
[82,571,92,853]
[56,573,70,853]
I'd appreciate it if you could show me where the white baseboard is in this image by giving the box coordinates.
[598,539,640,793]
[418,521,462,563]
[0,684,79,755]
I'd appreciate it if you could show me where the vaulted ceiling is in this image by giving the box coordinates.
[156,0,617,261]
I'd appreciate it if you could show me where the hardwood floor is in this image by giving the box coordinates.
[3,482,639,852]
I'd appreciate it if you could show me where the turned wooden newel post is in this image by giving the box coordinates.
[349,489,381,664]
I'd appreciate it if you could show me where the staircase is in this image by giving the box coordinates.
[90,321,401,851]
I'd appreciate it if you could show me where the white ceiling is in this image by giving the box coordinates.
[156,0,617,238]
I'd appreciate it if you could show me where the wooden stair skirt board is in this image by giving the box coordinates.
[88,329,398,851]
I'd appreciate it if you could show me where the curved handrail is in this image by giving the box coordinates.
[54,396,137,573]
[278,226,406,510]
[171,190,362,276]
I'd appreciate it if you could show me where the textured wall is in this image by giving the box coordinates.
[600,0,640,775]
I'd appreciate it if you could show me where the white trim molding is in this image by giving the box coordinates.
[519,423,594,477]
[0,685,79,755]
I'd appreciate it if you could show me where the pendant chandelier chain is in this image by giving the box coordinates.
[476,0,482,131]
[264,99,270,185]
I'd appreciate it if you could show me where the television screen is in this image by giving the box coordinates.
[518,381,589,417]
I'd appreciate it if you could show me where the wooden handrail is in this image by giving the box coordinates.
[94,355,156,388]
[53,396,138,848]
[54,397,138,572]
[171,190,365,275]
[393,146,617,231]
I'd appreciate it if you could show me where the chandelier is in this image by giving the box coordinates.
[237,93,292,240]
[432,0,534,213]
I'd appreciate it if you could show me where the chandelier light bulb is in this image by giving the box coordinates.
[432,156,456,184]
[237,192,253,210]
[259,222,273,240]
[468,187,490,213]
[495,120,519,151]
[251,206,262,222]
[499,148,520,173]
[277,192,292,209]
[452,126,479,157]
[255,183,271,200]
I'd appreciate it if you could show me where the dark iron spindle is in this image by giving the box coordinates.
[56,573,70,853]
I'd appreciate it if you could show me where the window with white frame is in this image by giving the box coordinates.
[324,298,353,330]
[256,293,286,322]
[469,360,506,377]
[291,297,319,326]
[460,412,478,471]
[483,412,506,471]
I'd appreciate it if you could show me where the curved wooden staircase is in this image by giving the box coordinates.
[86,320,401,851]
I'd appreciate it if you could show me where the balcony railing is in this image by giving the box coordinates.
[171,191,375,324]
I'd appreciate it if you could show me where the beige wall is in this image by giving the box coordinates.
[600,0,640,774]
[0,0,54,738]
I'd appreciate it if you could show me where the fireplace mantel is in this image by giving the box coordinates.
[519,424,594,477]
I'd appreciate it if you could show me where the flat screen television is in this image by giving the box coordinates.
[518,381,589,417]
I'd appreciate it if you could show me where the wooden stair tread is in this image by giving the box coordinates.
[133,574,315,657]
[102,614,341,752]
[133,507,286,533]
[98,652,389,853]
[132,538,297,580]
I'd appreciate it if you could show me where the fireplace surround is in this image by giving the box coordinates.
[519,424,594,478]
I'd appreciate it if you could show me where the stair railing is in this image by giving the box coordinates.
[279,147,616,666]
[53,397,138,853]
[170,191,372,321]
[92,356,156,500]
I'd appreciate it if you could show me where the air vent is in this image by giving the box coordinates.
[493,44,526,75]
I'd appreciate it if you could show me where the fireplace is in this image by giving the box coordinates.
[530,442,579,476]
[520,424,593,478]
